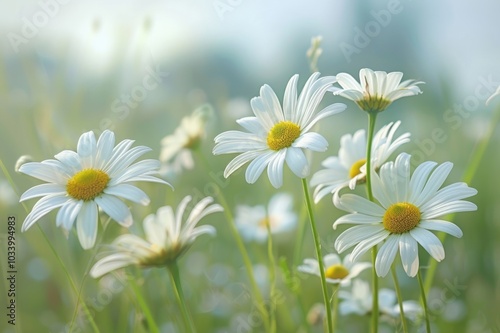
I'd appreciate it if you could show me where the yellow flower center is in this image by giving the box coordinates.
[383,202,421,234]
[266,121,301,151]
[185,135,202,150]
[349,158,366,179]
[357,96,391,113]
[66,169,110,201]
[259,217,274,229]
[325,264,349,280]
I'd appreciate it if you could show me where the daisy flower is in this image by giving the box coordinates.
[486,86,500,105]
[159,105,211,174]
[310,121,410,203]
[18,130,170,249]
[298,253,371,286]
[90,196,222,278]
[213,73,346,188]
[332,68,424,113]
[235,193,297,242]
[339,280,422,321]
[333,153,477,277]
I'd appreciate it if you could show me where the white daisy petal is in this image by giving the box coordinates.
[54,150,82,173]
[399,233,419,277]
[56,200,83,230]
[333,213,381,227]
[104,184,150,205]
[285,147,309,178]
[77,131,97,168]
[21,195,69,231]
[338,194,385,216]
[323,253,341,266]
[283,74,299,121]
[90,253,138,278]
[245,151,274,184]
[335,225,386,253]
[223,150,264,178]
[414,162,453,207]
[76,201,98,250]
[422,200,477,219]
[236,117,266,136]
[419,182,477,212]
[94,130,115,169]
[418,220,463,238]
[410,227,445,261]
[375,235,400,277]
[19,162,68,185]
[267,150,286,189]
[94,195,133,227]
[292,132,328,152]
[20,183,66,201]
[260,84,284,123]
[408,161,437,202]
[350,229,390,262]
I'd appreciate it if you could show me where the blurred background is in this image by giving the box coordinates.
[1,0,499,332]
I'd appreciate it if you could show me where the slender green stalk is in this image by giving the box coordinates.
[332,284,340,333]
[365,113,379,333]
[301,178,333,333]
[168,262,197,333]
[423,104,500,295]
[1,159,100,333]
[70,216,112,331]
[195,150,270,331]
[417,270,431,333]
[266,219,277,333]
[365,113,377,202]
[391,265,408,333]
[128,276,160,333]
[293,204,309,266]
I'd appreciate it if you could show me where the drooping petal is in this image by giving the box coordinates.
[267,150,286,189]
[285,147,309,178]
[76,201,98,249]
[399,233,419,277]
[20,183,66,201]
[410,227,445,261]
[94,195,133,227]
[21,195,69,231]
[375,235,400,277]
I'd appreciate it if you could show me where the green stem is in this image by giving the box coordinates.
[365,113,379,333]
[424,104,500,295]
[370,248,379,333]
[195,150,270,331]
[70,216,112,332]
[301,178,333,333]
[266,219,277,333]
[293,204,309,267]
[391,265,408,333]
[332,284,340,333]
[417,270,432,333]
[129,275,160,333]
[0,159,100,333]
[365,113,377,201]
[168,262,197,333]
